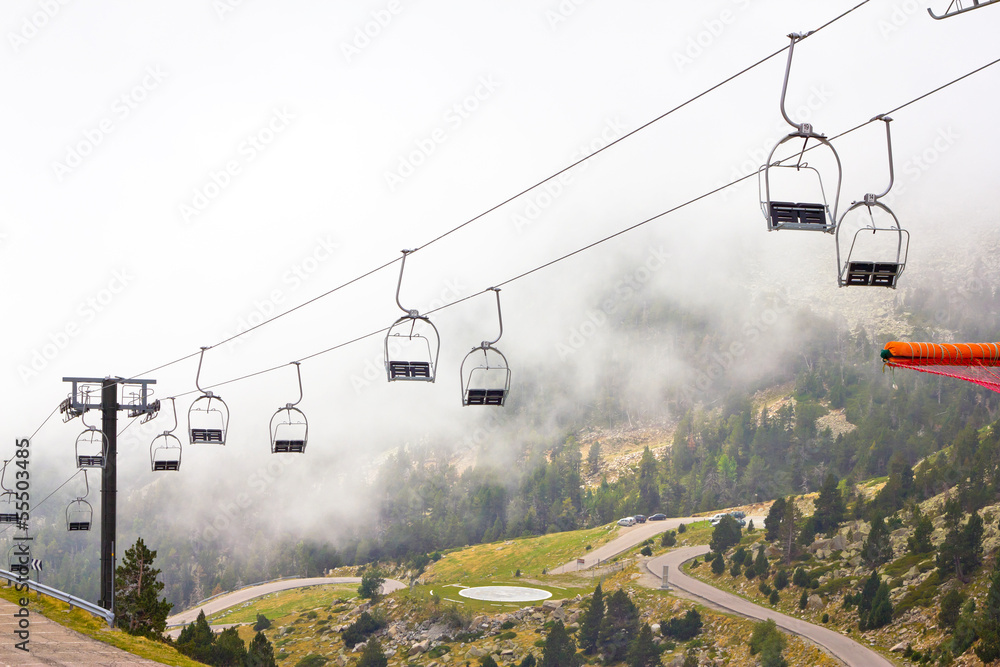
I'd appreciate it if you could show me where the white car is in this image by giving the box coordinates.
[710,513,728,526]
[617,516,636,527]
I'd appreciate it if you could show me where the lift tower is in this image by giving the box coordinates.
[61,376,157,620]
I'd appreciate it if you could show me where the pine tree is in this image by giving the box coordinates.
[754,545,770,579]
[711,552,725,574]
[358,568,385,600]
[778,501,799,565]
[861,516,893,568]
[709,515,741,553]
[114,537,172,637]
[176,610,215,664]
[212,626,247,666]
[975,553,1000,663]
[812,473,845,534]
[542,621,579,667]
[764,498,786,542]
[357,638,388,667]
[599,589,640,663]
[626,623,660,667]
[907,513,934,555]
[246,631,277,667]
[578,584,604,655]
[937,512,984,582]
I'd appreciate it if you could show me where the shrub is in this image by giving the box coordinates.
[661,609,702,641]
[253,613,272,631]
[711,553,725,574]
[821,613,829,623]
[799,591,808,610]
[729,562,741,577]
[758,581,772,596]
[792,567,809,588]
[678,523,686,533]
[341,611,385,648]
[773,569,789,591]
[661,531,677,547]
[769,590,780,606]
[640,545,653,557]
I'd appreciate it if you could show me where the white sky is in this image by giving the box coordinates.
[1,0,999,525]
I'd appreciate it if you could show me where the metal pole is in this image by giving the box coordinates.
[100,378,117,623]
[661,565,669,590]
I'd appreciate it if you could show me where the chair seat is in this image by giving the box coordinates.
[273,440,306,453]
[846,261,900,287]
[191,428,225,443]
[768,201,831,230]
[68,521,91,531]
[78,455,104,467]
[466,389,507,406]
[388,361,433,380]
[0,513,19,523]
[153,460,180,471]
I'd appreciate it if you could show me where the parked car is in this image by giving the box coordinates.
[634,514,647,523]
[710,513,728,526]
[648,513,667,521]
[617,516,636,527]
[731,510,746,520]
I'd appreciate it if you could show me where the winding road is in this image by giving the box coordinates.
[647,546,894,667]
[166,576,406,629]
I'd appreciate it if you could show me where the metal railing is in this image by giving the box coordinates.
[1,569,113,627]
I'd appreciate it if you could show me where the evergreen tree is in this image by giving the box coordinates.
[907,513,934,555]
[711,552,725,575]
[176,610,215,664]
[975,553,1000,663]
[937,512,984,582]
[861,516,893,568]
[114,537,172,638]
[519,654,537,667]
[246,631,277,667]
[778,501,799,565]
[599,589,640,662]
[588,442,601,475]
[952,600,978,657]
[754,545,769,579]
[626,623,660,667]
[480,655,500,667]
[764,498,786,542]
[660,609,701,641]
[638,447,661,512]
[358,568,385,600]
[578,584,604,655]
[709,515,741,553]
[773,569,789,591]
[253,613,272,632]
[357,638,388,667]
[212,627,247,666]
[938,589,965,630]
[542,621,579,667]
[812,473,845,534]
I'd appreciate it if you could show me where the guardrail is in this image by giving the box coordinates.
[1,569,114,627]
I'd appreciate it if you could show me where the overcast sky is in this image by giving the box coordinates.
[2,0,999,521]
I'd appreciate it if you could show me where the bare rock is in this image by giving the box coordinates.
[807,594,825,610]
[890,641,909,653]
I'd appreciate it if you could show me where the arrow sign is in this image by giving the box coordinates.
[31,559,42,572]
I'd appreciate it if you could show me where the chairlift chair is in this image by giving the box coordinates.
[385,250,441,383]
[460,288,512,406]
[66,470,94,531]
[7,544,23,573]
[0,491,19,525]
[150,397,182,471]
[928,0,1000,18]
[188,347,229,445]
[271,362,308,453]
[759,33,842,233]
[75,411,107,468]
[836,116,910,288]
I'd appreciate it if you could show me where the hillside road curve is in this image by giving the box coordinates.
[647,546,894,667]
[166,576,406,628]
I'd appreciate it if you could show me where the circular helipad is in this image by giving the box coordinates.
[458,586,552,602]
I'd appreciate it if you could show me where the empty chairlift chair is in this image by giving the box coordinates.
[0,491,19,525]
[75,410,108,468]
[385,250,441,383]
[836,116,909,288]
[150,397,182,471]
[460,288,512,407]
[270,362,309,453]
[66,471,93,531]
[188,347,229,445]
[759,33,842,233]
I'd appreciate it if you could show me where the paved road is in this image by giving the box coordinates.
[647,546,894,667]
[550,515,764,574]
[166,576,406,628]
[0,596,165,665]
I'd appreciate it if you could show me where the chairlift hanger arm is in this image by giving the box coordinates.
[195,346,215,396]
[482,287,504,348]
[779,32,817,133]
[161,397,178,434]
[868,115,895,202]
[286,362,303,409]
[395,249,421,317]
